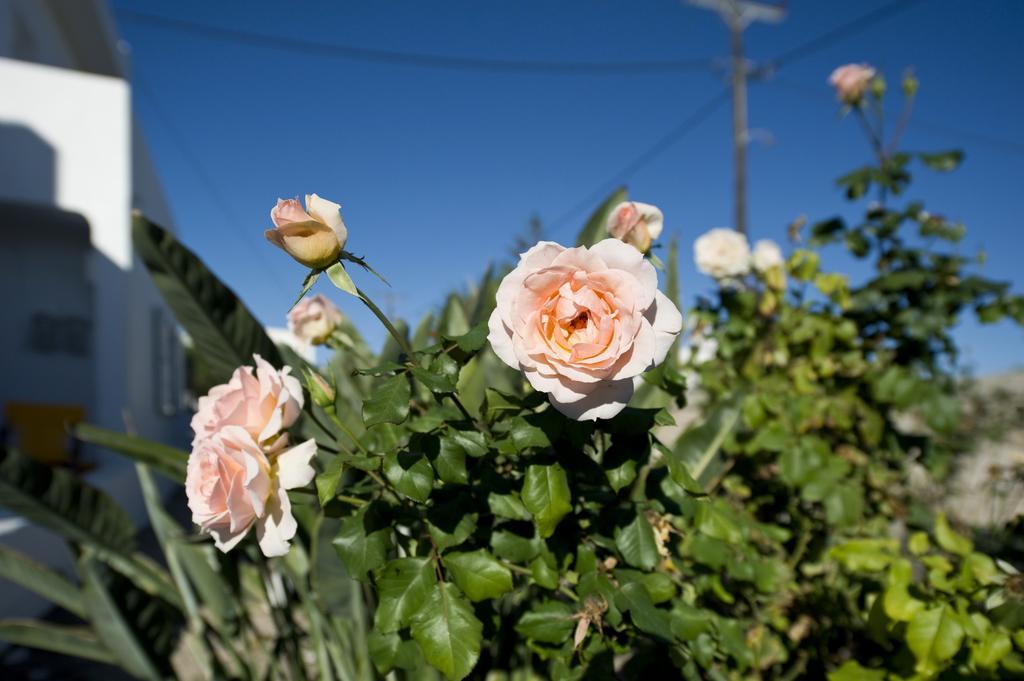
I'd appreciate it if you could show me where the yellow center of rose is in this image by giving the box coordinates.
[537,276,619,363]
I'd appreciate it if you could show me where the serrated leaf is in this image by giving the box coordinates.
[411,366,457,394]
[521,463,572,538]
[444,550,514,602]
[410,583,482,681]
[316,454,346,507]
[362,374,411,427]
[374,557,437,633]
[434,438,469,485]
[383,450,434,502]
[333,503,392,581]
[615,513,660,570]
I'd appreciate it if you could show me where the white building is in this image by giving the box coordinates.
[0,0,187,617]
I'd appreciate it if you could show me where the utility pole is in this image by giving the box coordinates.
[687,0,785,235]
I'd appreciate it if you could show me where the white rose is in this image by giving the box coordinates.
[694,228,750,279]
[751,239,784,273]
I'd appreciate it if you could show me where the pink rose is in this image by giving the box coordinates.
[288,294,343,345]
[191,354,304,448]
[265,194,348,269]
[828,63,876,105]
[606,201,664,253]
[487,239,682,421]
[186,426,316,556]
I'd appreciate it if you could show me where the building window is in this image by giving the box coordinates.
[151,308,180,417]
[28,313,91,356]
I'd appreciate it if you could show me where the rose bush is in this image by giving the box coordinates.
[1,63,1022,681]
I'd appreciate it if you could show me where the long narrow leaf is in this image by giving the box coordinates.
[79,552,164,681]
[0,446,136,552]
[132,213,282,383]
[0,545,86,618]
[575,186,628,247]
[74,422,187,483]
[0,620,116,665]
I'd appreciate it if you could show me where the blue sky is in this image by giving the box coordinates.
[113,0,1024,375]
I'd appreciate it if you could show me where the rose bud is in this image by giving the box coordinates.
[265,194,348,269]
[303,368,336,410]
[828,63,876,106]
[289,294,343,345]
[606,201,664,253]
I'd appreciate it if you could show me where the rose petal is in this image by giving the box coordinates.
[276,439,317,489]
[548,378,634,421]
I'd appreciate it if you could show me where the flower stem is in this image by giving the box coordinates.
[356,286,413,358]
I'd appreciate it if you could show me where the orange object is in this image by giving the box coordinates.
[4,402,85,466]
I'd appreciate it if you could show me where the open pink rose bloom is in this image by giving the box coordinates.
[186,354,316,556]
[488,238,682,420]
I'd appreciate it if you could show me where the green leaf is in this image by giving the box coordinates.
[333,503,392,581]
[326,262,358,296]
[444,550,514,602]
[884,559,925,622]
[132,213,282,383]
[971,629,1012,670]
[383,450,434,502]
[79,552,172,681]
[73,422,187,483]
[829,538,898,572]
[934,511,973,556]
[521,463,572,538]
[919,149,964,172]
[575,186,627,247]
[426,498,478,551]
[515,600,575,643]
[434,438,469,485]
[906,605,965,677]
[487,492,531,520]
[0,620,116,665]
[614,581,672,640]
[363,374,412,427]
[317,454,346,507]
[439,294,471,338]
[443,321,489,360]
[410,582,483,681]
[0,446,136,553]
[668,399,741,490]
[411,366,457,395]
[374,557,437,633]
[0,545,86,618]
[827,660,886,681]
[614,513,660,570]
[491,529,540,562]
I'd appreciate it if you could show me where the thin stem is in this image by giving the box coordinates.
[886,95,915,157]
[356,286,413,358]
[854,106,885,164]
[336,494,367,507]
[328,411,371,456]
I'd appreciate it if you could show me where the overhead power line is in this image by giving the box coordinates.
[132,71,290,292]
[765,0,926,71]
[544,0,927,238]
[547,88,731,237]
[115,8,713,76]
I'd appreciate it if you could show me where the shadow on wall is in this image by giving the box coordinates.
[0,122,55,204]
